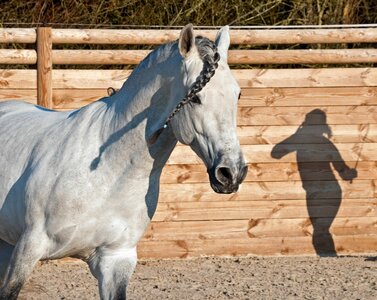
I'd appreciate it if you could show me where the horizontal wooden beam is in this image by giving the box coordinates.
[238,105,377,126]
[168,143,377,164]
[153,198,376,222]
[49,49,377,65]
[50,28,377,45]
[143,217,377,240]
[0,28,36,43]
[138,234,377,258]
[1,68,376,89]
[159,180,376,202]
[0,49,36,64]
[1,28,377,45]
[160,161,377,183]
[51,49,149,65]
[48,86,377,111]
[229,49,377,65]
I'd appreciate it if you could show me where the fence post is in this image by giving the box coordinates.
[37,27,53,109]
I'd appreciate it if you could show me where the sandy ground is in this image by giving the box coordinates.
[18,256,376,300]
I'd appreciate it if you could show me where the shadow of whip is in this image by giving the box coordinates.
[351,124,370,184]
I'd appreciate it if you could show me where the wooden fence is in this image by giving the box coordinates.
[0,26,376,258]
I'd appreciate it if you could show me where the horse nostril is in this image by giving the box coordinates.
[216,167,233,185]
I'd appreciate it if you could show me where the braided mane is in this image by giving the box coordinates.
[166,36,220,118]
[147,36,220,145]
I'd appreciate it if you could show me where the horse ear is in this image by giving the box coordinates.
[215,25,230,62]
[179,24,195,58]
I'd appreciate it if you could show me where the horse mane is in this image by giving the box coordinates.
[132,35,218,75]
[111,36,219,100]
[146,36,220,146]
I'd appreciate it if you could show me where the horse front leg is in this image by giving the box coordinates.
[88,246,137,300]
[0,229,48,300]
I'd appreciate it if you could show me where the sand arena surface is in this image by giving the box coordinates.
[19,256,376,300]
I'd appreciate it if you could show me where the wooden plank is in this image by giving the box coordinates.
[50,49,377,65]
[2,68,375,90]
[239,87,377,107]
[161,161,377,183]
[51,70,132,89]
[0,70,36,89]
[137,235,377,258]
[0,90,37,103]
[238,106,377,126]
[51,68,377,88]
[168,143,377,164]
[51,87,377,110]
[52,49,150,65]
[236,124,377,145]
[229,49,377,65]
[0,28,36,43]
[229,28,377,45]
[52,89,106,109]
[37,27,53,109]
[0,49,37,64]
[51,28,377,45]
[234,68,377,88]
[159,180,376,202]
[153,199,377,222]
[52,28,189,45]
[143,217,377,240]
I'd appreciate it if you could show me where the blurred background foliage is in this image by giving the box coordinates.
[0,0,376,27]
[0,0,375,69]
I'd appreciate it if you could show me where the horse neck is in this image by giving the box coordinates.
[97,52,182,176]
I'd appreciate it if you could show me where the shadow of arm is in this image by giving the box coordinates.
[330,142,358,181]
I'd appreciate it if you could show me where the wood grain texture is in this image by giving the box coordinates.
[50,28,377,45]
[143,217,377,240]
[239,87,377,107]
[238,105,377,125]
[158,181,376,202]
[37,27,53,109]
[153,199,377,222]
[49,87,377,110]
[0,28,36,43]
[168,143,377,164]
[161,161,377,183]
[0,49,36,64]
[1,68,376,89]
[229,49,377,64]
[137,235,377,258]
[50,49,377,65]
[0,90,37,102]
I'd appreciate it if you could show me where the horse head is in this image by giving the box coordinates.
[170,24,248,194]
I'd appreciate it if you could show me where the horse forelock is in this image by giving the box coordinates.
[194,36,219,65]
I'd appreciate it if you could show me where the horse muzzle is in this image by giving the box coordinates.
[208,163,248,194]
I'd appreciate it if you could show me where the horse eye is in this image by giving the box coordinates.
[191,95,201,104]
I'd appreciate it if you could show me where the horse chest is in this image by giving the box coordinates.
[46,201,150,259]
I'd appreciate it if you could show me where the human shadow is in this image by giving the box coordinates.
[271,109,357,256]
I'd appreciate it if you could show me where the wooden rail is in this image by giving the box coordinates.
[3,48,377,65]
[2,27,377,44]
[0,26,376,258]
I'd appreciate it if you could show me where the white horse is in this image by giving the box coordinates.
[0,24,247,299]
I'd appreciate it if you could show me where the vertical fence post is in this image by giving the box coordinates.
[37,27,53,109]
